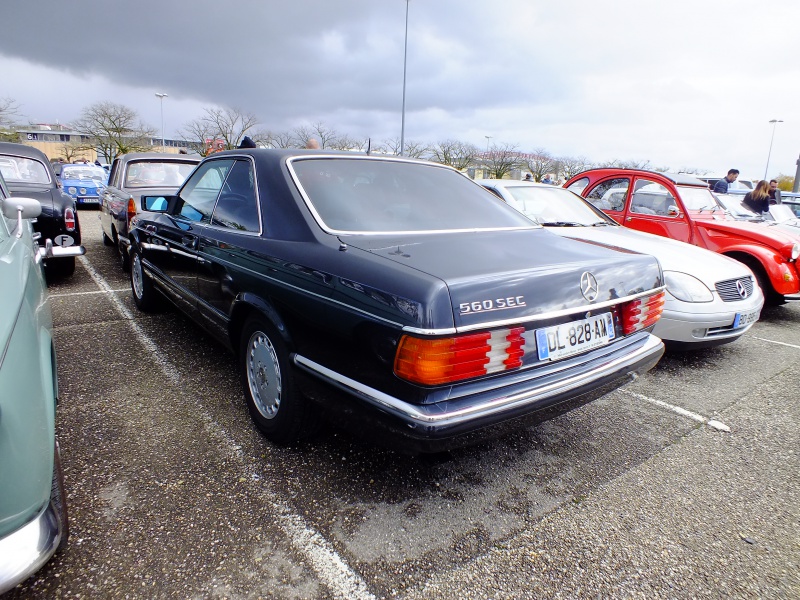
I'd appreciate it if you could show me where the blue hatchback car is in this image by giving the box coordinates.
[59,163,107,207]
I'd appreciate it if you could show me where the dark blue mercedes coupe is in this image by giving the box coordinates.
[128,150,666,452]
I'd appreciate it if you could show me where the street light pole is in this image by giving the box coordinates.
[400,0,409,157]
[485,135,492,152]
[155,93,168,152]
[764,118,783,180]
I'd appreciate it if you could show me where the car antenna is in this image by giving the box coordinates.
[366,138,371,156]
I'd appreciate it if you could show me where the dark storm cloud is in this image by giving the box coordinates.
[2,0,554,135]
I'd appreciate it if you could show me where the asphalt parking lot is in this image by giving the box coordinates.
[6,211,799,599]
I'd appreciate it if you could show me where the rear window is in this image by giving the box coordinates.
[290,157,534,233]
[124,161,197,188]
[0,156,50,184]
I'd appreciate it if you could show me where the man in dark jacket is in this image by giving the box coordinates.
[769,179,783,204]
[712,169,739,194]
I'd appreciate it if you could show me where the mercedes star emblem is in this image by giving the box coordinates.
[580,271,599,302]
[736,280,749,298]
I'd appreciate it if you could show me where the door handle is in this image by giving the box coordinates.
[626,217,632,222]
[182,236,198,249]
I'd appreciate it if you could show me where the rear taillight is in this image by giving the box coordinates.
[394,326,525,385]
[64,207,76,231]
[126,196,136,229]
[620,290,665,335]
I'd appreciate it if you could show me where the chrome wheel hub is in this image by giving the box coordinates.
[247,331,281,419]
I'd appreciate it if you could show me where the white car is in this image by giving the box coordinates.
[478,179,764,348]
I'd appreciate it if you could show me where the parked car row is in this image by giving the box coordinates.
[3,145,799,591]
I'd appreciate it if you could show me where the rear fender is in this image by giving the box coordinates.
[229,293,292,354]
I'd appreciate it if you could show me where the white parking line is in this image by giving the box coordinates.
[753,337,800,350]
[76,256,376,600]
[50,288,129,298]
[621,389,731,432]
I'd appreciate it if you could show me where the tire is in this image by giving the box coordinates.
[130,250,161,312]
[119,242,130,272]
[45,257,76,279]
[51,441,69,552]
[240,317,317,445]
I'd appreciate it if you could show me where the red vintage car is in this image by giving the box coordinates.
[565,169,800,304]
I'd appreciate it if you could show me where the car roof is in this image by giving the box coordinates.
[574,168,708,188]
[0,141,50,161]
[113,152,201,163]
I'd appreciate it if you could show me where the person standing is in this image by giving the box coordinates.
[769,179,783,204]
[712,169,739,193]
[541,173,555,185]
[742,180,771,215]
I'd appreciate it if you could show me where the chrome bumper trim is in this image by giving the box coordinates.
[294,333,663,429]
[0,501,63,594]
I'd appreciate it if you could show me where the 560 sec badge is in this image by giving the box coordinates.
[459,296,526,314]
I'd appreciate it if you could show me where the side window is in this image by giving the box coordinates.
[586,178,629,211]
[631,179,676,217]
[566,177,589,195]
[177,160,234,223]
[211,160,260,233]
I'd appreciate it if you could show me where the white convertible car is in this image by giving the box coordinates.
[479,180,764,349]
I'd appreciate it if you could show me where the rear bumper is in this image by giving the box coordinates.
[294,332,664,452]
[0,501,63,595]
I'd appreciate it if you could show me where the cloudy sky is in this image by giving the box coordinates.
[3,0,799,179]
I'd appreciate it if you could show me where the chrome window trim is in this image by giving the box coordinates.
[285,155,539,236]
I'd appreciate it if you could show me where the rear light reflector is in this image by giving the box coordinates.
[620,290,665,335]
[127,196,136,229]
[394,326,526,385]
[64,207,76,231]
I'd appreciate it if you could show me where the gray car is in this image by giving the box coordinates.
[99,152,199,270]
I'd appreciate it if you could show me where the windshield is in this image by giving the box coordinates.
[62,165,107,181]
[290,158,535,233]
[678,186,723,211]
[714,194,760,219]
[124,161,197,188]
[0,155,50,184]
[502,184,615,226]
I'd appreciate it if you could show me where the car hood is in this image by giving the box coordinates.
[62,178,103,187]
[694,215,800,248]
[553,225,751,284]
[341,229,663,329]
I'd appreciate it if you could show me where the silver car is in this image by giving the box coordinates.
[479,180,764,348]
[99,152,199,270]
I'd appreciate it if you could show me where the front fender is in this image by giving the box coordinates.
[723,243,800,295]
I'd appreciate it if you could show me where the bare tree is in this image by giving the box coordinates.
[482,143,523,180]
[0,97,20,128]
[58,141,89,163]
[74,101,155,161]
[177,117,218,156]
[596,158,652,170]
[199,106,259,150]
[264,130,296,149]
[557,155,593,180]
[520,148,556,182]
[428,140,479,171]
[381,137,429,158]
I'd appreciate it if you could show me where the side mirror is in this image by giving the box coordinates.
[141,195,171,212]
[667,205,679,216]
[1,196,42,220]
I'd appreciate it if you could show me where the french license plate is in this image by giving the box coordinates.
[536,313,615,361]
[733,309,759,328]
[79,197,99,204]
